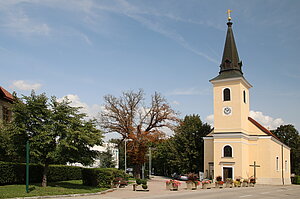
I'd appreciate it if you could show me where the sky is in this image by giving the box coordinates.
[0,0,299,140]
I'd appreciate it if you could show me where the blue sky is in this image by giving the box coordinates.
[1,0,299,139]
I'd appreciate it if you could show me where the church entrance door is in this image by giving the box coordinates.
[223,167,233,180]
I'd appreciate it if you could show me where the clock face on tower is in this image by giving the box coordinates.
[223,107,232,115]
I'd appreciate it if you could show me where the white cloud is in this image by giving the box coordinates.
[205,114,214,126]
[58,94,102,119]
[205,111,284,130]
[10,80,42,91]
[172,100,180,105]
[249,111,284,130]
[2,8,50,36]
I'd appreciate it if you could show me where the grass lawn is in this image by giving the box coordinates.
[0,180,107,198]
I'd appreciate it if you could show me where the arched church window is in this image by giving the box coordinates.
[223,88,231,101]
[223,145,232,157]
[243,90,246,103]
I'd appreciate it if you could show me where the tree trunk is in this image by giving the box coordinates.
[133,164,141,179]
[42,162,49,187]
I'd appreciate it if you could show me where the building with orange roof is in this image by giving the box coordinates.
[0,86,14,123]
[203,17,291,185]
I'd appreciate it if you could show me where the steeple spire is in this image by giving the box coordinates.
[211,11,243,81]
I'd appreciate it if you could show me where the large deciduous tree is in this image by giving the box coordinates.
[99,90,178,178]
[271,124,300,175]
[8,91,103,187]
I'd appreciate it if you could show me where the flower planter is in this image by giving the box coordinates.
[170,184,179,191]
[186,181,197,190]
[166,183,171,190]
[234,182,241,187]
[225,182,233,188]
[242,182,248,187]
[215,182,224,188]
[202,183,212,189]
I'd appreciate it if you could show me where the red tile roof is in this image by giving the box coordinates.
[248,117,280,140]
[0,86,14,102]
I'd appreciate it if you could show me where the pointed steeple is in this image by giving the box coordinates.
[211,16,243,81]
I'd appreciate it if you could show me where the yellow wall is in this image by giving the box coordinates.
[204,76,291,185]
[204,133,291,184]
[211,77,251,133]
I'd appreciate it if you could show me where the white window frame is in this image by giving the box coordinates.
[222,144,233,158]
[222,87,231,102]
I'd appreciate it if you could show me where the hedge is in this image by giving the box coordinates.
[292,175,300,185]
[0,162,82,185]
[82,168,127,188]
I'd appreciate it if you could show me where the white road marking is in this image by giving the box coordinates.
[239,195,252,198]
[261,192,270,194]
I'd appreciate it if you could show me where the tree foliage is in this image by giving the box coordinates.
[99,90,178,178]
[152,114,212,176]
[98,147,116,168]
[3,91,103,186]
[272,124,300,175]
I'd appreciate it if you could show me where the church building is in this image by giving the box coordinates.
[203,15,291,185]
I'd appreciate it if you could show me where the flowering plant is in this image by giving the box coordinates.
[217,181,224,185]
[216,176,222,182]
[166,179,181,187]
[249,177,256,184]
[201,180,211,184]
[225,178,233,183]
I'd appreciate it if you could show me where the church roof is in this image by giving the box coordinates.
[248,117,280,140]
[210,20,243,81]
[0,86,14,103]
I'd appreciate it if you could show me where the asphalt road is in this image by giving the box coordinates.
[126,185,300,199]
[59,176,300,199]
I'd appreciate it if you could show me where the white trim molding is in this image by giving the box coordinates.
[221,165,235,181]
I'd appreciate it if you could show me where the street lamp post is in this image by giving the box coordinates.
[149,147,152,178]
[124,139,127,173]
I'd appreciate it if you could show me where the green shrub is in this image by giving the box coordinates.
[0,162,82,185]
[294,175,300,185]
[82,168,115,188]
[136,178,142,185]
[140,179,147,185]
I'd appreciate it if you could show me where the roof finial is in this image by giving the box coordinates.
[227,9,232,21]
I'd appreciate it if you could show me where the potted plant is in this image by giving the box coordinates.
[141,179,148,190]
[166,179,181,191]
[225,178,233,188]
[201,180,212,189]
[234,177,241,187]
[133,179,148,191]
[186,173,200,190]
[249,176,256,187]
[241,178,249,187]
[215,176,224,188]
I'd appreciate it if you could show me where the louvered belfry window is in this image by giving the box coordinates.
[223,88,231,101]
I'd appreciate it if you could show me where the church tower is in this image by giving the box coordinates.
[210,16,252,134]
[203,12,291,185]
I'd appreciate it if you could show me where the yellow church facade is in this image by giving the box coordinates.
[203,17,291,185]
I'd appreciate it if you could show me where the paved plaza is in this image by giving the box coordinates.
[56,176,300,199]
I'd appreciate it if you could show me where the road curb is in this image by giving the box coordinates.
[10,188,116,199]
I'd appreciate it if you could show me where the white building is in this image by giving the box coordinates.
[69,142,119,168]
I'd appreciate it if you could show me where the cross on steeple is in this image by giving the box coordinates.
[249,161,260,181]
[227,9,232,21]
